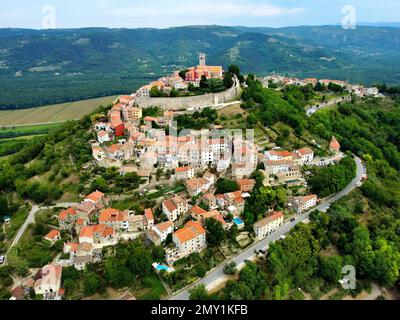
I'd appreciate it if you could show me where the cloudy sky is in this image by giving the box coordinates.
[0,0,399,29]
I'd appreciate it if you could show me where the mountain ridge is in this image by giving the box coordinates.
[0,25,399,109]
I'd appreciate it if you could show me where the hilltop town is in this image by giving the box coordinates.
[4,54,373,301]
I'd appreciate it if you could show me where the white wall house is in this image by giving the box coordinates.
[254,211,284,240]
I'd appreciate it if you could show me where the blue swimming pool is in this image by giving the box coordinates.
[233,217,244,225]
[156,264,172,272]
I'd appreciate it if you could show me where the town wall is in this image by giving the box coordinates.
[135,77,241,111]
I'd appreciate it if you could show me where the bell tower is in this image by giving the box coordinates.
[199,53,206,66]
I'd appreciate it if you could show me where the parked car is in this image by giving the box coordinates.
[290,218,296,222]
[0,255,5,264]
[259,249,267,255]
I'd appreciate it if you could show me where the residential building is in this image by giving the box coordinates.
[254,211,284,240]
[144,208,155,229]
[172,221,206,259]
[290,195,318,213]
[295,147,314,164]
[231,162,256,179]
[92,146,105,161]
[98,208,129,231]
[215,153,231,172]
[107,144,124,160]
[128,215,145,232]
[201,193,217,209]
[34,264,62,299]
[43,230,61,243]
[237,179,256,193]
[74,217,89,236]
[73,243,93,271]
[330,136,341,154]
[79,226,94,244]
[197,210,227,227]
[75,201,97,218]
[275,165,302,184]
[58,207,77,230]
[152,221,175,242]
[175,166,195,181]
[263,159,292,175]
[265,150,293,161]
[92,224,117,246]
[185,177,212,197]
[84,190,109,208]
[162,196,188,222]
[97,130,110,144]
[190,205,207,220]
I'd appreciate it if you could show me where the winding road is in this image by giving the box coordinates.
[170,156,364,300]
[3,202,79,265]
[306,95,351,116]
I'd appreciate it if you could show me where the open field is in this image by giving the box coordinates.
[1,123,63,134]
[0,95,117,127]
[0,123,66,141]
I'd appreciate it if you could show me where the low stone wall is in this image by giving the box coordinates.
[135,76,241,111]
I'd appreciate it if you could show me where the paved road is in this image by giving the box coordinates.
[170,156,364,300]
[306,95,351,116]
[3,202,79,265]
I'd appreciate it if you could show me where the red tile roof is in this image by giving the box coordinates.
[254,211,284,228]
[163,199,177,212]
[330,136,340,151]
[175,166,192,173]
[76,218,85,226]
[65,242,79,252]
[44,230,60,240]
[79,226,93,239]
[85,190,105,203]
[269,150,293,158]
[174,221,205,243]
[237,179,256,190]
[202,210,226,225]
[154,221,174,233]
[58,207,77,221]
[99,208,126,223]
[233,197,245,205]
[144,208,154,222]
[297,147,314,156]
[190,205,207,217]
[300,194,317,202]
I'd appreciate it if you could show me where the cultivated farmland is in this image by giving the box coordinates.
[0,95,117,127]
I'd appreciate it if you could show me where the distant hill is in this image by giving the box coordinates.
[0,25,399,109]
[359,22,400,28]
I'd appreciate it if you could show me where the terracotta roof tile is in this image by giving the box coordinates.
[174,221,205,243]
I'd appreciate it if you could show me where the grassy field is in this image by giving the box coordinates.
[0,95,117,126]
[0,123,63,134]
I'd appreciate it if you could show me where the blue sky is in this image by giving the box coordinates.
[0,0,399,29]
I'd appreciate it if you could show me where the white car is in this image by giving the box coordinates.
[0,255,5,264]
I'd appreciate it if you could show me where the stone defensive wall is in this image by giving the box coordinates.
[135,76,241,111]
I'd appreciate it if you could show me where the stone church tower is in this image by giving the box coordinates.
[199,53,206,66]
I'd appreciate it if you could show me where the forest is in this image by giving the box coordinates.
[190,79,400,300]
